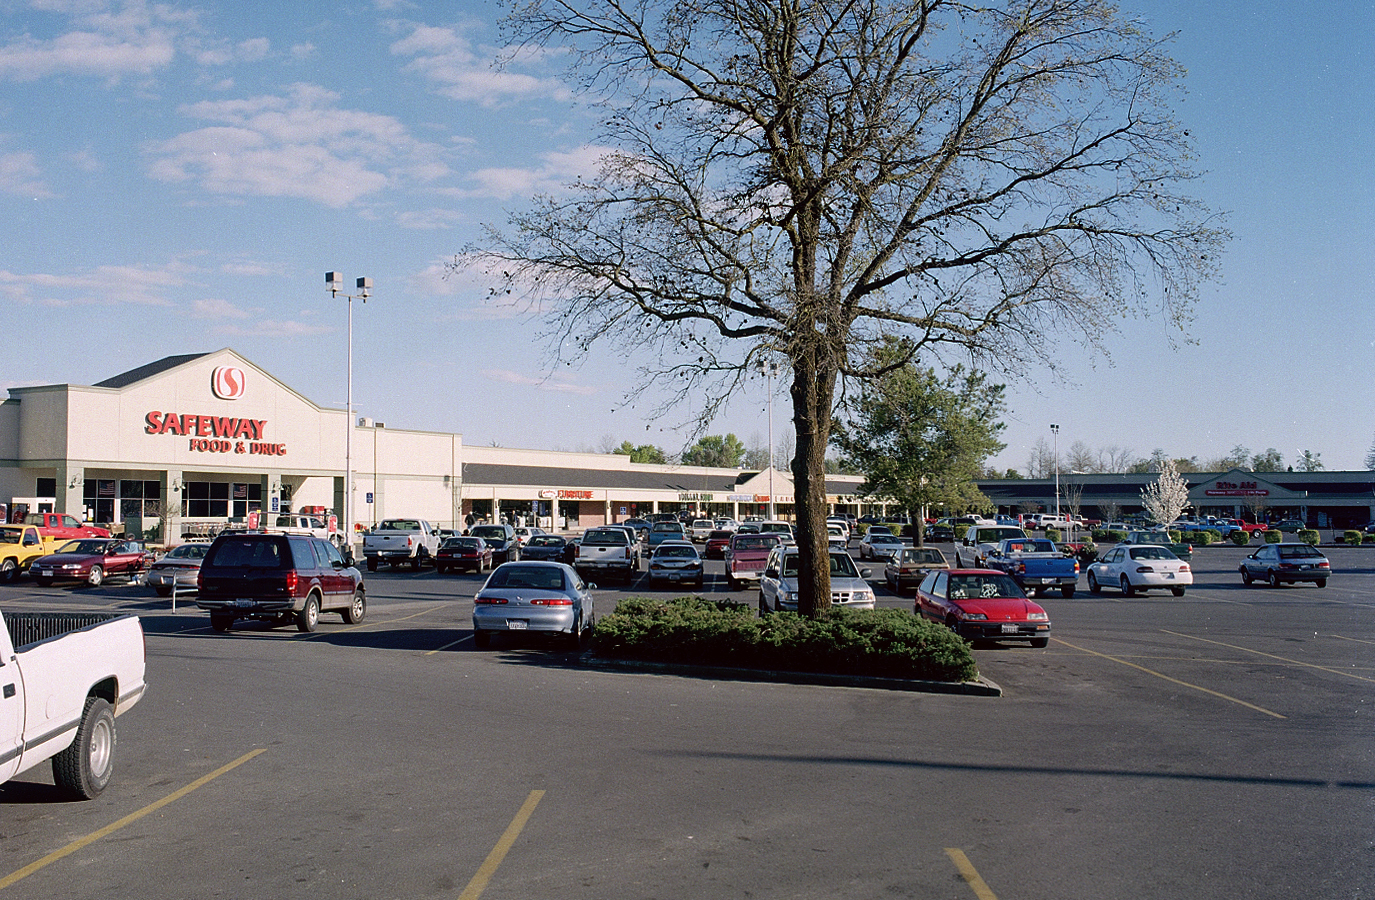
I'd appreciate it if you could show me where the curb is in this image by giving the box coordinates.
[578,655,1002,696]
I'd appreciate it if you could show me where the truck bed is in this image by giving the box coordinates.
[5,611,132,651]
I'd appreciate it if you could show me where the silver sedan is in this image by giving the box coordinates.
[472,561,595,649]
[145,543,209,596]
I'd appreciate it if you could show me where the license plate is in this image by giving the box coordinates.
[1001,623,1020,634]
[1034,577,1052,584]
[34,568,49,576]
[506,620,528,630]
[235,599,254,607]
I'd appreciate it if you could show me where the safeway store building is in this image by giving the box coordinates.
[0,350,863,541]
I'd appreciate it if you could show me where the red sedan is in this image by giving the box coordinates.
[436,537,494,574]
[914,568,1051,648]
[30,539,154,587]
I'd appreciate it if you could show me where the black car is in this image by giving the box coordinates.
[518,534,576,563]
[195,532,365,633]
[469,523,520,562]
[923,524,955,542]
[1240,543,1331,587]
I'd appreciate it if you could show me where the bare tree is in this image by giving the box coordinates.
[1067,441,1097,474]
[1097,446,1136,474]
[1099,499,1123,524]
[1062,479,1085,539]
[1244,492,1269,527]
[1026,438,1058,480]
[471,0,1225,615]
[1141,458,1190,526]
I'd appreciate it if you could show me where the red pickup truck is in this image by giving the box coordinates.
[23,513,110,540]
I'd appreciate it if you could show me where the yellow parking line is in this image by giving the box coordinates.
[459,790,545,900]
[944,848,999,900]
[0,749,266,891]
[1332,635,1375,646]
[1053,637,1285,719]
[1160,630,1375,683]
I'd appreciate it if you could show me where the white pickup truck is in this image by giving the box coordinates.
[362,519,441,571]
[1,608,147,798]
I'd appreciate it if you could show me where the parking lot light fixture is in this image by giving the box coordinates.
[1050,423,1060,520]
[326,272,372,547]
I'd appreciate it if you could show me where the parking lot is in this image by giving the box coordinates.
[1,540,1371,899]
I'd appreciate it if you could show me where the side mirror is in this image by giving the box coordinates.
[860,568,873,579]
[342,549,356,567]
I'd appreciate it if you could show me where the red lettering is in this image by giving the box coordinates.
[145,411,162,434]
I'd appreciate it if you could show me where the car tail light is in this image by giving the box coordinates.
[531,598,573,606]
[1179,564,1190,572]
[285,570,299,594]
[1014,562,1026,575]
[1135,565,1155,573]
[474,595,508,605]
[624,546,631,560]
[1073,560,1080,574]
[574,544,581,559]
[1318,561,1330,569]
[197,568,205,591]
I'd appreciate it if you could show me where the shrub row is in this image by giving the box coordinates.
[592,596,979,683]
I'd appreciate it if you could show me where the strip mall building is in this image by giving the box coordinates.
[0,350,864,541]
[3,349,1372,541]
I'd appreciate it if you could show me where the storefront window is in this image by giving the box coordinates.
[184,481,231,517]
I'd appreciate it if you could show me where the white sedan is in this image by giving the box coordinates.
[1087,544,1192,597]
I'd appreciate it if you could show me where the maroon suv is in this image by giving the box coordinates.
[196,532,365,633]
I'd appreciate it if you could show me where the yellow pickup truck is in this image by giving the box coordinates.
[0,525,64,582]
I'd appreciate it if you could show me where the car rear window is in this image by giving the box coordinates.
[656,545,698,558]
[205,536,289,568]
[583,530,628,546]
[471,526,508,540]
[485,566,566,590]
[528,536,564,547]
[1278,545,1323,558]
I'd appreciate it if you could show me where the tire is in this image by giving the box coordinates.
[1171,587,1186,597]
[86,565,104,587]
[1267,569,1281,588]
[1120,575,1136,597]
[473,629,491,648]
[728,576,740,591]
[1087,572,1101,594]
[0,558,16,583]
[1317,578,1327,588]
[154,584,172,597]
[1030,637,1049,649]
[411,553,422,571]
[1241,568,1253,585]
[1060,585,1075,598]
[341,590,366,624]
[758,593,770,617]
[296,593,321,632]
[366,558,378,572]
[210,614,233,633]
[568,615,585,650]
[52,697,116,800]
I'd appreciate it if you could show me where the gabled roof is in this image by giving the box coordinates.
[94,353,210,389]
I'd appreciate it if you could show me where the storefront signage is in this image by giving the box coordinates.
[1205,480,1268,497]
[753,494,771,503]
[211,366,247,400]
[726,494,753,502]
[144,411,286,456]
[538,490,558,499]
[679,492,713,502]
[557,490,593,500]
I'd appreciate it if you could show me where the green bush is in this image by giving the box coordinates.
[1190,530,1213,546]
[1298,529,1320,546]
[592,596,978,683]
[1343,530,1363,545]
[1366,532,1375,545]
[953,524,969,541]
[1075,539,1098,565]
[1045,528,1062,542]
[1229,530,1251,546]
[1168,530,1183,543]
[1264,530,1282,543]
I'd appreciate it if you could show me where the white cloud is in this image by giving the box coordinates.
[192,297,249,319]
[463,144,609,200]
[0,1,187,82]
[145,82,451,207]
[481,368,597,396]
[218,318,333,337]
[0,151,52,197]
[0,261,190,306]
[390,23,570,107]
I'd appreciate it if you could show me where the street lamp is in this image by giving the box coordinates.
[326,272,371,549]
[758,358,779,520]
[1050,423,1060,520]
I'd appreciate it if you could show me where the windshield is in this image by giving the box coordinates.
[484,565,567,590]
[471,526,508,540]
[165,544,209,560]
[947,573,1024,600]
[57,540,109,555]
[528,536,564,547]
[379,520,421,531]
[780,552,858,579]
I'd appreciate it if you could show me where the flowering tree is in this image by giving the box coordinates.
[1141,458,1190,526]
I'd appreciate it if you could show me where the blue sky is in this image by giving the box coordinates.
[1,0,1371,472]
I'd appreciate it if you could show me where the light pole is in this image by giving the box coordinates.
[326,272,371,549]
[758,358,778,520]
[1050,423,1060,521]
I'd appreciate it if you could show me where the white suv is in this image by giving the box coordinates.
[758,546,875,615]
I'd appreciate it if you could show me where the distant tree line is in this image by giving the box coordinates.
[1007,442,1328,479]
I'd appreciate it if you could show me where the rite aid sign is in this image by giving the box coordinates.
[211,366,247,400]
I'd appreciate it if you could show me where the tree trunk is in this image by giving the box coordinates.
[790,349,837,618]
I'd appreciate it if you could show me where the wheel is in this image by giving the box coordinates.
[1241,568,1253,585]
[1120,575,1136,596]
[1060,585,1075,598]
[154,584,172,597]
[1030,637,1049,649]
[473,629,491,648]
[86,565,104,587]
[411,553,422,571]
[758,593,770,616]
[1171,587,1186,597]
[366,558,377,572]
[728,576,740,591]
[1087,572,1101,594]
[210,614,233,633]
[341,590,366,624]
[0,558,16,583]
[436,564,447,574]
[296,594,320,632]
[568,614,585,650]
[1316,578,1327,588]
[52,697,116,800]
[1267,569,1281,588]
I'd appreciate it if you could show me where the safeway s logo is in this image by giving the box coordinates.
[211,366,246,400]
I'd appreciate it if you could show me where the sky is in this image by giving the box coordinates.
[1,0,1371,473]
